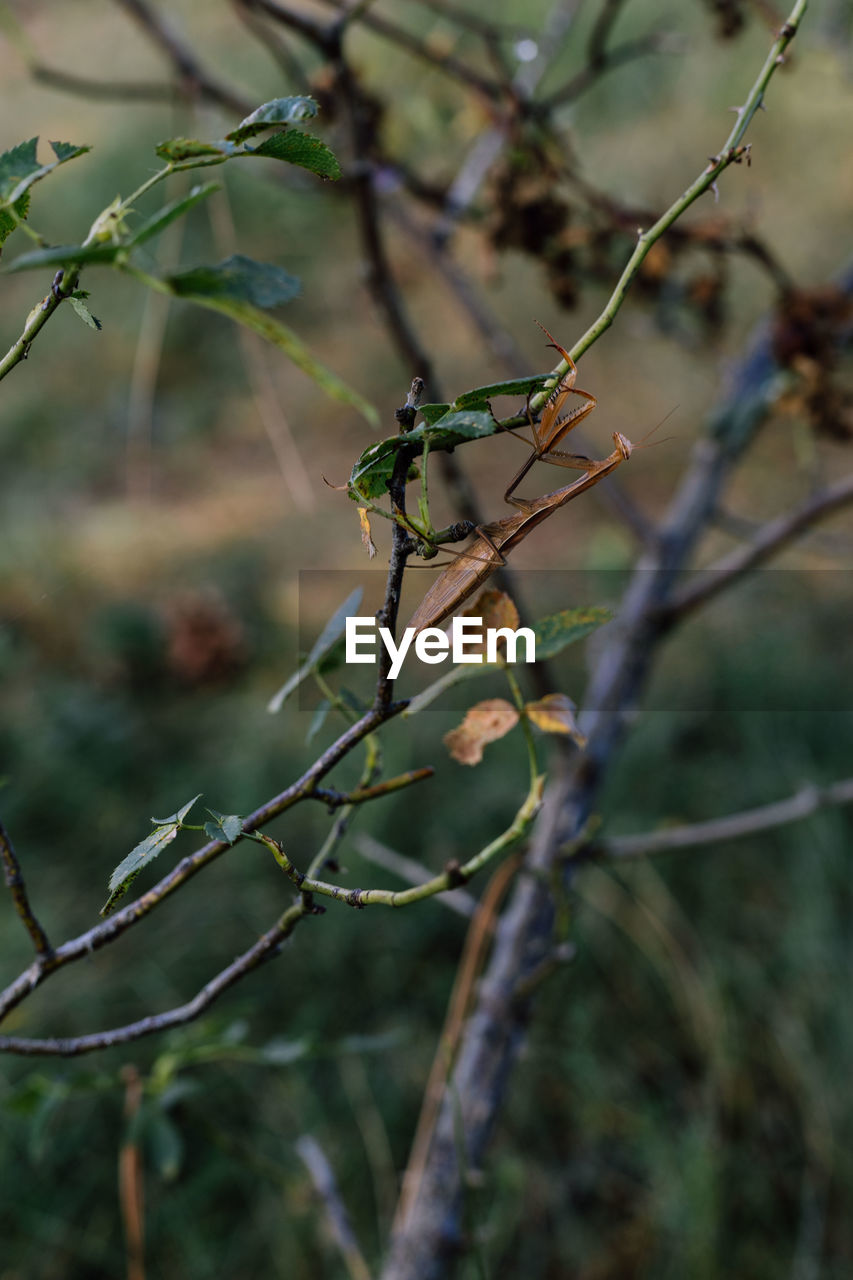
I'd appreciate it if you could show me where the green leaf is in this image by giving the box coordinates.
[5,241,122,271]
[151,795,202,826]
[268,588,363,713]
[129,182,219,247]
[531,606,612,660]
[203,809,244,845]
[249,130,341,180]
[49,140,85,162]
[167,253,300,307]
[226,96,318,144]
[0,136,90,211]
[69,295,102,330]
[155,137,228,163]
[454,374,550,409]
[418,403,451,425]
[349,410,498,499]
[101,794,201,916]
[0,195,27,245]
[0,137,39,200]
[146,1110,184,1182]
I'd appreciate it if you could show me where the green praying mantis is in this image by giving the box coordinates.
[346,326,647,632]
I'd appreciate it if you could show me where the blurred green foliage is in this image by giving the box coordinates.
[1,0,852,1277]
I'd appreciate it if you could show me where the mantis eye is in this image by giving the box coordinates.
[613,432,633,459]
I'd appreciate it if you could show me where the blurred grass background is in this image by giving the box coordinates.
[1,0,852,1276]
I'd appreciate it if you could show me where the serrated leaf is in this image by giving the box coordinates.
[167,253,300,307]
[423,408,500,446]
[150,795,202,826]
[0,198,27,245]
[249,129,341,180]
[444,698,519,765]
[101,794,201,916]
[155,137,228,162]
[49,140,85,162]
[69,295,101,329]
[532,606,612,661]
[349,410,498,499]
[5,241,122,271]
[0,136,90,210]
[268,588,363,713]
[525,693,586,746]
[129,182,219,248]
[226,96,318,144]
[418,403,452,425]
[203,809,243,844]
[454,374,550,409]
[101,824,179,916]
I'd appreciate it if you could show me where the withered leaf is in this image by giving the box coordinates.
[358,507,377,559]
[525,693,586,747]
[444,698,519,765]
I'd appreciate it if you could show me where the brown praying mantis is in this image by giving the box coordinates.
[343,325,652,631]
[407,431,635,632]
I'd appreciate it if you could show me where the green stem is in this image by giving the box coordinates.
[529,0,808,411]
[256,774,544,907]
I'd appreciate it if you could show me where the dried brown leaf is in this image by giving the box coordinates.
[458,589,520,658]
[444,698,520,766]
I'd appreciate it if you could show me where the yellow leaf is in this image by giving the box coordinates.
[525,693,586,747]
[444,698,519,765]
[358,507,377,559]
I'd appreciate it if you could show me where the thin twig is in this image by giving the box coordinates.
[0,903,306,1055]
[315,0,506,101]
[0,704,399,1026]
[111,0,253,116]
[31,65,186,103]
[352,834,478,917]
[230,0,312,91]
[543,31,674,108]
[311,768,435,809]
[593,778,853,861]
[295,1135,373,1280]
[660,473,853,624]
[254,774,543,908]
[381,15,814,1271]
[536,1,808,409]
[0,821,53,959]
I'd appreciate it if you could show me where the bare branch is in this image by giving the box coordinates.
[31,64,185,103]
[0,821,53,960]
[592,778,853,861]
[311,768,435,809]
[111,0,254,116]
[296,1136,373,1280]
[0,704,400,1026]
[660,473,853,624]
[0,903,306,1056]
